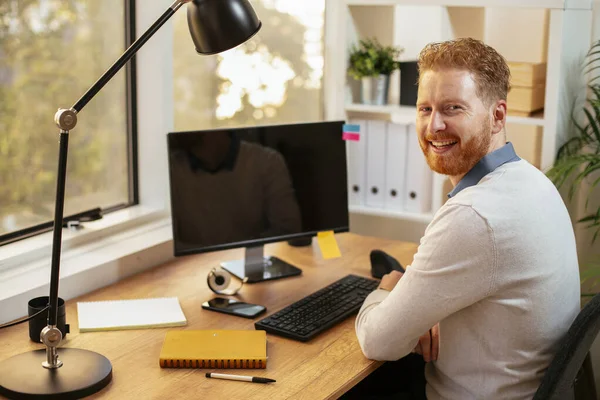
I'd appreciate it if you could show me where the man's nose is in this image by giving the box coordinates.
[428,111,446,133]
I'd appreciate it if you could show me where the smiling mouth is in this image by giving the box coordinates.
[429,140,458,149]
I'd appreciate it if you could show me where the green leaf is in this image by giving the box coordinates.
[589,75,600,84]
[578,214,599,223]
[583,53,600,68]
[551,40,600,251]
[548,154,597,193]
[588,84,600,99]
[591,173,600,189]
[581,267,600,282]
[347,36,403,78]
[583,64,600,76]
[583,108,600,143]
[574,162,600,189]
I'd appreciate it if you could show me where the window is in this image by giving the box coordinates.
[0,0,135,243]
[173,0,325,131]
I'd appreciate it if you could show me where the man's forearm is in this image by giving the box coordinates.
[355,289,418,361]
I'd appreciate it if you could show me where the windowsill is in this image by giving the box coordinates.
[0,206,175,324]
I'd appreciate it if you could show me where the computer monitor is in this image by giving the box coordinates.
[167,120,349,283]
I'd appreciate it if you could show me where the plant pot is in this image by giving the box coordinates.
[361,74,390,105]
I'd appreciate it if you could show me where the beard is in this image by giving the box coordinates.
[420,123,492,177]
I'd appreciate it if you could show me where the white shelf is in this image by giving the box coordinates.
[344,0,592,10]
[328,0,593,230]
[345,104,545,127]
[349,205,434,224]
[505,112,546,126]
[345,104,417,124]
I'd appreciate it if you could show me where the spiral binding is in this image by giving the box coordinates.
[159,358,265,368]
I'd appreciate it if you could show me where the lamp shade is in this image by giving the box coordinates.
[187,0,262,55]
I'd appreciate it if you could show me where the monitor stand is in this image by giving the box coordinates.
[220,245,302,283]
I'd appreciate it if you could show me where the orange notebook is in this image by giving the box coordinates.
[159,330,267,369]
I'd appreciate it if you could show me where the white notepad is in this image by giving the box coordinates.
[77,297,187,332]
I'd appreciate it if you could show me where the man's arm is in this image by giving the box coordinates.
[379,271,440,362]
[355,204,497,361]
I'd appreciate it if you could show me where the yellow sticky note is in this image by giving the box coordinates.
[317,231,341,259]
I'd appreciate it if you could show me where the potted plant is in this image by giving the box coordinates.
[348,38,403,105]
[547,40,600,300]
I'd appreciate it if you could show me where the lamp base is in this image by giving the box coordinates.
[0,348,112,399]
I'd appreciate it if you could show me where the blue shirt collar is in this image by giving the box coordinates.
[448,142,520,198]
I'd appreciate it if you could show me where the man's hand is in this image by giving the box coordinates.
[378,270,404,291]
[414,323,440,362]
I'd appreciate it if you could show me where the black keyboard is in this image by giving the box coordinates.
[254,274,379,342]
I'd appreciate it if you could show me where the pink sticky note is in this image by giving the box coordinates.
[342,132,360,141]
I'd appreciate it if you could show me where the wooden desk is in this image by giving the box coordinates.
[0,233,418,400]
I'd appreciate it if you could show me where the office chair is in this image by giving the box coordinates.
[533,294,600,400]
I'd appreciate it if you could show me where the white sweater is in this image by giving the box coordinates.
[355,158,580,399]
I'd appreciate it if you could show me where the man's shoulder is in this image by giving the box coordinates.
[453,159,555,202]
[442,158,568,235]
[485,158,549,186]
[426,203,491,240]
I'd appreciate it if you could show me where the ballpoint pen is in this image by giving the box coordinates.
[206,372,276,384]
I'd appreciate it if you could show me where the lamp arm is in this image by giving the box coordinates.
[42,0,192,369]
[49,0,191,326]
[71,0,192,114]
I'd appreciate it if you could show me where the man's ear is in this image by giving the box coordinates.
[491,100,507,135]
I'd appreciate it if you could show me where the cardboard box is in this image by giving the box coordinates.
[507,85,545,114]
[508,62,547,87]
[507,62,547,115]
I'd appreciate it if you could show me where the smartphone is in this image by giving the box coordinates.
[202,297,266,319]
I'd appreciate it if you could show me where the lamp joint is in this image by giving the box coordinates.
[41,325,63,369]
[54,108,78,131]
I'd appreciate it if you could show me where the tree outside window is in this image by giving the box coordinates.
[0,0,130,238]
[173,0,325,131]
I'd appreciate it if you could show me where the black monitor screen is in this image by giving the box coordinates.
[167,120,349,256]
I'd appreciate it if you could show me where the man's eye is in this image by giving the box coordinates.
[419,107,431,112]
[448,105,461,111]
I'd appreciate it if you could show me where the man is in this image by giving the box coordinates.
[353,38,580,399]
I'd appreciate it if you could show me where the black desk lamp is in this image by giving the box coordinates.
[0,0,261,398]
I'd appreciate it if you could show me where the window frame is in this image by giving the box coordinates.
[0,0,140,247]
[0,0,336,325]
[126,0,140,206]
[0,0,175,325]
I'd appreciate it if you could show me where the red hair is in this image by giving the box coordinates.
[417,37,511,105]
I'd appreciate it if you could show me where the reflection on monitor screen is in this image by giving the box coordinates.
[167,120,349,282]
